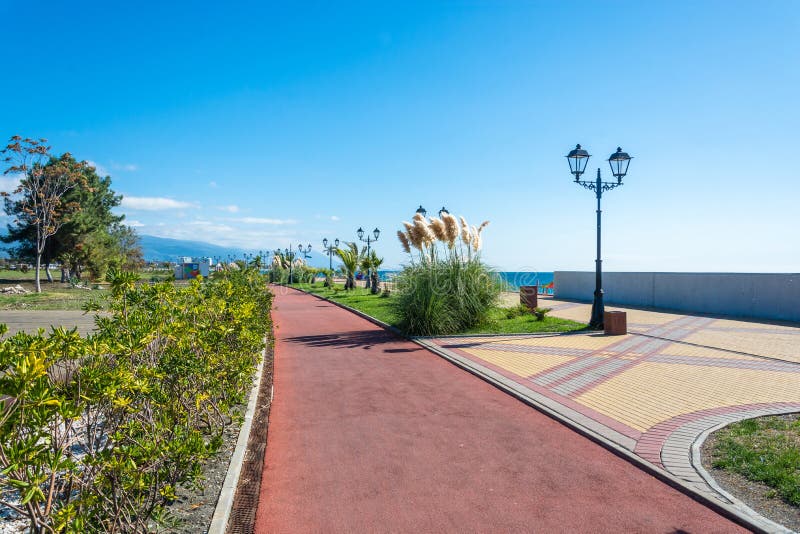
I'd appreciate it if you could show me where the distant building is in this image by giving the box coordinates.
[173,257,213,279]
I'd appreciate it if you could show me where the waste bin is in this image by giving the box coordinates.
[604,311,627,335]
[520,285,538,310]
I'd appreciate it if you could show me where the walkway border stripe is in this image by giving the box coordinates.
[208,339,267,534]
[291,286,775,534]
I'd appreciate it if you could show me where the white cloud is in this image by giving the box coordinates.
[86,160,110,177]
[0,175,21,193]
[330,215,340,221]
[231,217,296,225]
[122,196,196,211]
[218,205,239,213]
[126,220,145,227]
[111,162,138,172]
[209,181,218,188]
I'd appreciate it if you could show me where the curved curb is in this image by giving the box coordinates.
[208,340,268,534]
[692,414,800,534]
[288,286,773,533]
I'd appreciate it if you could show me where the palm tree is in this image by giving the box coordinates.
[335,242,360,290]
[369,251,384,294]
[360,253,374,290]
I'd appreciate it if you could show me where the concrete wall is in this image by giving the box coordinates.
[553,271,800,322]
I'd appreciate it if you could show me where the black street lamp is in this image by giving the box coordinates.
[566,144,632,330]
[298,243,312,257]
[356,226,380,288]
[438,206,449,218]
[322,237,340,272]
[415,205,427,218]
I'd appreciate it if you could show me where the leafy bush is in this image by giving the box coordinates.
[0,267,272,532]
[533,307,552,321]
[504,304,530,319]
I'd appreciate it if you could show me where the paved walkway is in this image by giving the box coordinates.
[255,288,745,532]
[0,310,97,336]
[425,297,800,508]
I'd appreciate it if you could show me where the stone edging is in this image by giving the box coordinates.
[208,339,268,534]
[288,286,772,533]
[691,414,800,534]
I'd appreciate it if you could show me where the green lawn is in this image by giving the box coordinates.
[0,286,107,310]
[295,284,400,325]
[710,415,800,507]
[290,282,586,335]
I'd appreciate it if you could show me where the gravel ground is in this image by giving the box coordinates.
[161,414,245,533]
[701,414,800,533]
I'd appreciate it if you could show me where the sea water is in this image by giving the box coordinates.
[377,270,555,293]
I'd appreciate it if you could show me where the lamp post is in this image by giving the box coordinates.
[566,144,632,330]
[415,205,427,218]
[322,238,339,272]
[283,247,295,283]
[438,206,449,218]
[298,243,312,259]
[356,227,380,288]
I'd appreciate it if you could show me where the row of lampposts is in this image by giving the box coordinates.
[266,143,630,330]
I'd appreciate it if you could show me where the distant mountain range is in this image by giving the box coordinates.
[140,235,333,268]
[0,233,335,269]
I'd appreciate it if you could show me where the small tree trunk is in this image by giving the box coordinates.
[35,253,42,293]
[371,271,380,294]
[44,257,53,283]
[61,267,69,283]
[346,274,354,290]
[365,271,371,289]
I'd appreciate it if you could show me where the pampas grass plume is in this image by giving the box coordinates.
[443,213,459,247]
[460,216,471,246]
[397,230,411,254]
[429,217,447,242]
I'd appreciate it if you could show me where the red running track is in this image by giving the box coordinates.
[255,288,746,533]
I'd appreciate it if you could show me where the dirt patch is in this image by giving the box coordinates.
[701,413,800,532]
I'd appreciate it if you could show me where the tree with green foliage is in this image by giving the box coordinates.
[366,250,384,294]
[2,144,141,283]
[1,137,86,292]
[335,242,361,290]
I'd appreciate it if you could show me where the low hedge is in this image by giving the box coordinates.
[0,268,272,533]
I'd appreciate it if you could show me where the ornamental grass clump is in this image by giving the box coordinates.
[394,213,499,335]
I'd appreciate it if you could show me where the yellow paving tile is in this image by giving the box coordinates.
[575,362,800,431]
[463,348,575,377]
[657,343,761,361]
[493,333,625,351]
[683,331,800,363]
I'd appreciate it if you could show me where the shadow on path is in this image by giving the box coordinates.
[284,329,421,352]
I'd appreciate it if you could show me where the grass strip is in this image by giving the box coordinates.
[290,282,585,335]
[710,414,800,506]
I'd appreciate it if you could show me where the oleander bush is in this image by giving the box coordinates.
[393,213,500,335]
[0,267,272,533]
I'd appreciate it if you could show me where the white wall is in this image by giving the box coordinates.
[554,272,800,322]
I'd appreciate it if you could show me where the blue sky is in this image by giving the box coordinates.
[1,1,798,271]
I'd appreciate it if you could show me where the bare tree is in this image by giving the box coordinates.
[1,136,85,292]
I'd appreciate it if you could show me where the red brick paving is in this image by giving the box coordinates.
[254,288,747,533]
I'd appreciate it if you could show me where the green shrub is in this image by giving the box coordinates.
[0,268,272,532]
[505,304,530,319]
[533,307,552,321]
